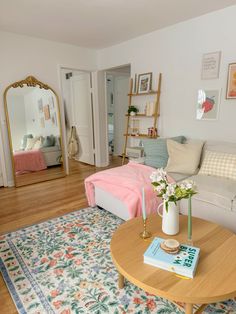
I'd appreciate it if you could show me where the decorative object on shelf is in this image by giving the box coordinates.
[140,187,152,239]
[128,105,139,116]
[122,74,162,165]
[196,89,220,120]
[226,62,236,99]
[150,168,197,236]
[201,51,221,80]
[137,72,152,94]
[129,119,140,136]
[148,127,157,137]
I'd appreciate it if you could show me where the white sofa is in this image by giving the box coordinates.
[172,141,236,233]
[94,139,236,233]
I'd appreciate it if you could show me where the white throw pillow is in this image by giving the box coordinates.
[165,139,204,175]
[33,138,43,150]
[25,137,37,151]
[199,150,236,180]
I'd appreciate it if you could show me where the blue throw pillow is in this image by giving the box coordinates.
[43,135,55,147]
[143,136,186,168]
[21,134,33,150]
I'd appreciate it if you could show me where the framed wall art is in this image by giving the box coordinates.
[196,89,220,120]
[137,72,152,93]
[201,51,221,80]
[38,98,43,113]
[226,63,236,99]
[43,104,50,120]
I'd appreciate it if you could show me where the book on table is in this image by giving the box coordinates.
[143,237,200,278]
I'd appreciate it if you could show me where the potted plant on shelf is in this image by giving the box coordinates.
[128,105,139,116]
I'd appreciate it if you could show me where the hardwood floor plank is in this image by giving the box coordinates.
[0,157,123,314]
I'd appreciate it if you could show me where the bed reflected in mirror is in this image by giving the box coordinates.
[4,76,65,187]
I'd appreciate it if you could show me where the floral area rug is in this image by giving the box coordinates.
[0,207,236,314]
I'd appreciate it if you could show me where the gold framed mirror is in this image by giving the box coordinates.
[4,76,66,187]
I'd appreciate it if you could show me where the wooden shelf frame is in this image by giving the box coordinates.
[122,73,162,165]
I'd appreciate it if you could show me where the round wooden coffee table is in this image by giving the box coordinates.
[110,214,236,314]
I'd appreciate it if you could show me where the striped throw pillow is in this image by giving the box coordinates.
[199,150,236,180]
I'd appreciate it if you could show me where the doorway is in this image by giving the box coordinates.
[105,65,131,157]
[60,68,95,170]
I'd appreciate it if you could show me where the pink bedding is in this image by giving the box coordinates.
[85,162,168,218]
[14,150,47,175]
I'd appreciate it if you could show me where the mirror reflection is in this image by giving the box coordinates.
[5,77,65,186]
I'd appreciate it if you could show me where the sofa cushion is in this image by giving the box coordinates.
[43,135,55,147]
[165,140,204,175]
[21,134,33,150]
[199,150,236,180]
[186,174,236,211]
[167,172,190,182]
[143,136,185,168]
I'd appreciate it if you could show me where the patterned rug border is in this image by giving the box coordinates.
[0,257,27,314]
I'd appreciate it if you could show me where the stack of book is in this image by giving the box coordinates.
[143,237,200,278]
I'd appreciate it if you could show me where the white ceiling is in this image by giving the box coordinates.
[1,0,236,49]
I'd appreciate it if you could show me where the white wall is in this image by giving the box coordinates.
[97,6,236,143]
[0,31,96,186]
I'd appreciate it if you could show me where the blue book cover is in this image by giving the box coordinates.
[143,237,200,278]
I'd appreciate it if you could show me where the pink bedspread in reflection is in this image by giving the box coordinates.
[14,150,47,174]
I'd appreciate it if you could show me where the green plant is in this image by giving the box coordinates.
[150,168,197,211]
[127,105,139,114]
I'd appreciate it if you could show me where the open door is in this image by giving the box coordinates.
[70,72,95,165]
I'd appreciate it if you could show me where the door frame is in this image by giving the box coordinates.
[104,64,131,163]
[0,126,7,186]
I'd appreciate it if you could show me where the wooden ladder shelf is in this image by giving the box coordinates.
[122,73,162,165]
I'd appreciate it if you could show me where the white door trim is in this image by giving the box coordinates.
[0,108,9,186]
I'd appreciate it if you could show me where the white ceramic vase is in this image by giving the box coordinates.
[130,111,136,116]
[157,201,179,235]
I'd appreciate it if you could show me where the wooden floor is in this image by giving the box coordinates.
[0,157,123,314]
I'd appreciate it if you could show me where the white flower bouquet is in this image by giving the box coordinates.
[150,168,197,211]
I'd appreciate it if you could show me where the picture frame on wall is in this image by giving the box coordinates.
[38,98,43,113]
[137,72,152,93]
[226,63,236,99]
[40,117,45,128]
[201,51,221,80]
[43,104,50,120]
[196,89,220,120]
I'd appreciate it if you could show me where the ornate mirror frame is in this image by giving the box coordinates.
[4,76,66,187]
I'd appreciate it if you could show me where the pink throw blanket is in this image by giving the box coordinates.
[14,150,47,175]
[85,162,164,218]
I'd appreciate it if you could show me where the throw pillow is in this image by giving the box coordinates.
[143,136,186,168]
[165,139,204,175]
[25,137,37,151]
[33,138,43,150]
[198,150,236,180]
[21,134,33,150]
[43,135,55,147]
